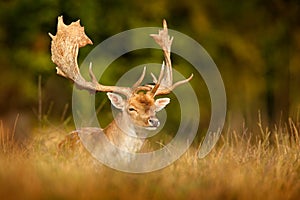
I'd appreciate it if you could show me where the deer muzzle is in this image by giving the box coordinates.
[148,117,160,128]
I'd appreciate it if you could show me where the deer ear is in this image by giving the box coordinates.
[155,98,170,112]
[107,92,125,110]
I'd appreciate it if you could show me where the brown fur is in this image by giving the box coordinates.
[59,92,155,153]
[127,92,157,128]
[128,92,154,110]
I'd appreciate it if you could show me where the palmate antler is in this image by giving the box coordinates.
[150,19,193,96]
[49,16,134,97]
[49,16,192,98]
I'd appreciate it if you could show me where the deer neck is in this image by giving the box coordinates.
[103,112,145,153]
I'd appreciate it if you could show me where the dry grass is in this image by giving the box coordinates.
[0,116,299,200]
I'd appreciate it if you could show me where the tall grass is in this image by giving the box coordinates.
[0,115,299,200]
[0,114,19,155]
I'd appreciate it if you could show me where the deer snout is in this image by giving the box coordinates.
[148,117,160,127]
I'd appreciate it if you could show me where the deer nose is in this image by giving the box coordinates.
[148,117,160,127]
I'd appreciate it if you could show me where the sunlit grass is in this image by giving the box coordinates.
[0,115,299,200]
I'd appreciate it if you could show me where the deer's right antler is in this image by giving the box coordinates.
[49,16,148,98]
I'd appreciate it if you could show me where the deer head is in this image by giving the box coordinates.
[107,91,170,131]
[49,16,193,137]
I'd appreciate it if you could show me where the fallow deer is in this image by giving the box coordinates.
[49,16,193,156]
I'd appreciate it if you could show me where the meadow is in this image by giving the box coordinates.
[0,1,299,200]
[0,113,299,200]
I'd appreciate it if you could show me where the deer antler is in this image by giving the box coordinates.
[150,20,193,96]
[49,17,191,98]
[49,16,148,98]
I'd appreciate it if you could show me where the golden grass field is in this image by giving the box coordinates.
[0,115,299,200]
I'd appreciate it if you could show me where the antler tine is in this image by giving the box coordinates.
[49,16,131,98]
[157,61,166,84]
[149,19,193,96]
[154,74,194,95]
[132,66,147,88]
[150,61,165,96]
[88,62,98,84]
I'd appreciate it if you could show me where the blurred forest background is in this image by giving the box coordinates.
[0,0,299,139]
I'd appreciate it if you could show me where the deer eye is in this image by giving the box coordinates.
[128,107,137,112]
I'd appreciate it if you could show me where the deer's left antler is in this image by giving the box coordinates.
[149,20,193,96]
